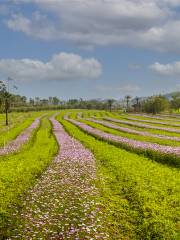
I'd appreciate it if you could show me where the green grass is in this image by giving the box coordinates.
[81,111,180,137]
[0,112,44,147]
[101,113,180,136]
[0,117,58,238]
[126,114,180,124]
[106,118,180,137]
[78,117,180,147]
[104,113,180,129]
[57,114,180,240]
[72,116,180,167]
[0,112,38,129]
[122,116,180,128]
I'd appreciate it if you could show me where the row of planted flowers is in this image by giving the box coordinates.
[85,118,180,141]
[0,117,41,156]
[103,117,180,134]
[129,113,180,122]
[65,115,180,167]
[10,116,108,239]
[125,116,180,127]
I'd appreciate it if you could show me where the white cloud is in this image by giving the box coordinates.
[0,52,102,82]
[150,61,180,75]
[6,0,180,52]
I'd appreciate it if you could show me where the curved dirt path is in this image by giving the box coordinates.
[0,118,40,156]
[9,117,108,239]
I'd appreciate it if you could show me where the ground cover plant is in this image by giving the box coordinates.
[86,118,180,142]
[81,111,180,137]
[123,116,180,127]
[0,116,58,238]
[79,117,180,147]
[100,116,180,137]
[57,112,180,239]
[0,117,40,155]
[108,113,180,128]
[128,113,180,123]
[104,111,180,125]
[65,113,180,167]
[0,109,180,239]
[104,116,180,133]
[9,116,108,239]
[0,111,43,147]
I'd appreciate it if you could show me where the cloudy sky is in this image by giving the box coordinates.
[0,0,180,99]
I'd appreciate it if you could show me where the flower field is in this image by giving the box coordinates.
[0,110,180,239]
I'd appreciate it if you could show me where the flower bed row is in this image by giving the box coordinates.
[60,115,180,239]
[65,116,180,167]
[0,117,58,238]
[10,116,108,239]
[0,117,41,156]
[87,118,180,141]
[126,116,180,127]
[129,113,180,122]
[104,117,180,134]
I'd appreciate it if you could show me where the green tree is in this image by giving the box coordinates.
[125,95,131,111]
[170,93,180,112]
[52,97,60,106]
[143,95,169,114]
[0,81,11,125]
[107,99,115,112]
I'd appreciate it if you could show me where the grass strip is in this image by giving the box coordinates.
[0,117,58,238]
[58,114,180,240]
[79,118,180,147]
[104,116,180,133]
[0,112,43,147]
[67,114,180,167]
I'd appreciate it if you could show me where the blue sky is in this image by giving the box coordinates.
[0,0,180,100]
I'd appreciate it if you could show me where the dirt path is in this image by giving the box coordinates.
[9,117,108,239]
[0,118,40,156]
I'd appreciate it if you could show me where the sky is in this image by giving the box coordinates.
[0,0,180,100]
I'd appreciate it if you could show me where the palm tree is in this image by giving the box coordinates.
[135,96,140,112]
[0,80,11,126]
[107,99,115,112]
[125,95,131,110]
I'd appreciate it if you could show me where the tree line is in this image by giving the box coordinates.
[1,80,180,117]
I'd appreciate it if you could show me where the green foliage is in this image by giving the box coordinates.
[171,93,180,112]
[69,113,180,167]
[107,99,115,111]
[58,114,180,239]
[79,118,180,147]
[106,113,180,137]
[0,112,43,147]
[0,117,58,238]
[142,95,169,114]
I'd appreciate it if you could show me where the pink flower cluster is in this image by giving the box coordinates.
[126,117,180,127]
[65,116,180,157]
[104,117,180,134]
[0,118,40,156]
[10,116,108,239]
[87,118,180,141]
[129,113,180,122]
